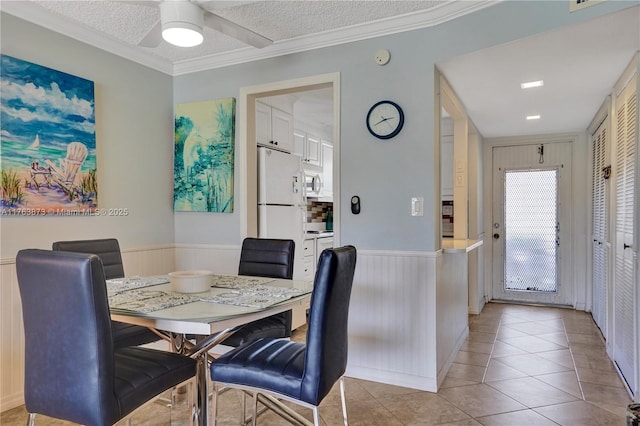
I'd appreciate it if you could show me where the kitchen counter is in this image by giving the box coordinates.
[305,231,334,238]
[441,239,482,253]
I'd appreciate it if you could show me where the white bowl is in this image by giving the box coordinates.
[168,270,213,293]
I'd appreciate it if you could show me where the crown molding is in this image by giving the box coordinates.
[173,1,498,75]
[0,1,174,74]
[2,0,498,77]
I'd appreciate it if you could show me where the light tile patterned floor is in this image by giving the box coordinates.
[1,303,633,425]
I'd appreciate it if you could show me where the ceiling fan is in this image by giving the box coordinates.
[133,0,272,48]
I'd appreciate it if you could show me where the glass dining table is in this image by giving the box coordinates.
[107,274,314,426]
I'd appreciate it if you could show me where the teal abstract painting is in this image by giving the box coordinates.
[0,54,97,215]
[174,98,235,212]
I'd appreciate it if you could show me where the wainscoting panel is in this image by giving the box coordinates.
[0,245,177,412]
[0,260,25,412]
[121,245,176,276]
[2,245,466,410]
[173,243,242,274]
[346,250,441,392]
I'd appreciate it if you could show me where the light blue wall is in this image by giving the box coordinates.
[0,14,175,257]
[174,0,636,251]
[0,2,634,256]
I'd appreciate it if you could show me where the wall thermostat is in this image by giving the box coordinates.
[375,49,390,66]
[351,196,361,214]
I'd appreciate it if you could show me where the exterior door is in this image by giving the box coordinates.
[492,142,573,305]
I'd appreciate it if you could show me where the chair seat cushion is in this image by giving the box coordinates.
[211,338,310,403]
[222,316,289,347]
[115,347,197,419]
[112,321,161,349]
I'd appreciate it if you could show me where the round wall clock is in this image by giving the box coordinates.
[366,100,404,140]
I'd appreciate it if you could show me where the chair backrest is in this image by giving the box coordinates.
[52,238,124,280]
[16,249,119,425]
[238,238,295,279]
[301,245,357,405]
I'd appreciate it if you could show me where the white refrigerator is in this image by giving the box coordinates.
[257,147,305,252]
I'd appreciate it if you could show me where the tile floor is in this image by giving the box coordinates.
[1,302,633,425]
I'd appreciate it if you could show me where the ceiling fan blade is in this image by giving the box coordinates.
[204,13,272,48]
[138,20,163,47]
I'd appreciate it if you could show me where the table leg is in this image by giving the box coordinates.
[196,352,210,426]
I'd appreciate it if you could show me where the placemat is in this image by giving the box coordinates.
[210,275,276,289]
[106,276,170,296]
[200,285,306,308]
[109,289,198,314]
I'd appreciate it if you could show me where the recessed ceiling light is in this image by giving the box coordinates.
[521,80,544,89]
[526,115,541,120]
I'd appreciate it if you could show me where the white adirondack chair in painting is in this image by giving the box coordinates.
[45,141,88,186]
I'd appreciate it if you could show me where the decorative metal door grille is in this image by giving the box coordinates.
[503,169,558,292]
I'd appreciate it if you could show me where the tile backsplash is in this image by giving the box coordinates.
[306,201,333,223]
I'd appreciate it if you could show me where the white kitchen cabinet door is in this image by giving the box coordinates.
[271,107,294,153]
[441,135,454,198]
[256,101,272,147]
[256,101,294,153]
[293,131,305,158]
[305,135,321,166]
[321,142,333,199]
[315,237,334,264]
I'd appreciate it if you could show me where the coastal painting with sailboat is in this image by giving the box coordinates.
[0,55,97,214]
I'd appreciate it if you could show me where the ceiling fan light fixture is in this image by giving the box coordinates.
[162,25,203,47]
[160,1,204,47]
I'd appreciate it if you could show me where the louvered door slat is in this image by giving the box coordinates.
[591,116,609,335]
[613,75,637,395]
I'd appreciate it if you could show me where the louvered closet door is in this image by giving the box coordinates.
[613,72,637,395]
[591,120,609,337]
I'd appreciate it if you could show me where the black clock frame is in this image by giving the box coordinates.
[366,100,405,140]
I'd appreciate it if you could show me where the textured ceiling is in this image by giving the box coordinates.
[2,0,489,74]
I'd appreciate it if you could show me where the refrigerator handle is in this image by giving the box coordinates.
[292,175,300,194]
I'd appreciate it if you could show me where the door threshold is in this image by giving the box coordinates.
[489,299,574,309]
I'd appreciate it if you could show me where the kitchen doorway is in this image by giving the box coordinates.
[491,142,573,305]
[238,73,340,246]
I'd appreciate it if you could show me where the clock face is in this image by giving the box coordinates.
[366,100,404,139]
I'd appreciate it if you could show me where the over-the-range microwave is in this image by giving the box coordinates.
[304,171,322,197]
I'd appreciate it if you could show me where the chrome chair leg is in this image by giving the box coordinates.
[252,392,258,426]
[241,389,247,425]
[211,383,219,426]
[27,413,36,426]
[339,377,348,426]
[312,406,320,426]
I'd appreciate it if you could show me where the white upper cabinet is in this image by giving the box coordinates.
[441,135,454,198]
[294,130,322,166]
[306,135,321,166]
[320,141,333,199]
[256,100,294,153]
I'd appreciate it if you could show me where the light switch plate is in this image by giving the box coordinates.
[411,197,423,216]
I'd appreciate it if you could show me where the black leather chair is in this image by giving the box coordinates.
[52,238,162,349]
[210,245,357,426]
[16,249,197,426]
[220,237,295,347]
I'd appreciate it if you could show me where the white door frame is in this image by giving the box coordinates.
[491,143,572,305]
[483,134,587,309]
[238,73,341,245]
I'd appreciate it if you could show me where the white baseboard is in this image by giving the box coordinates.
[345,365,438,393]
